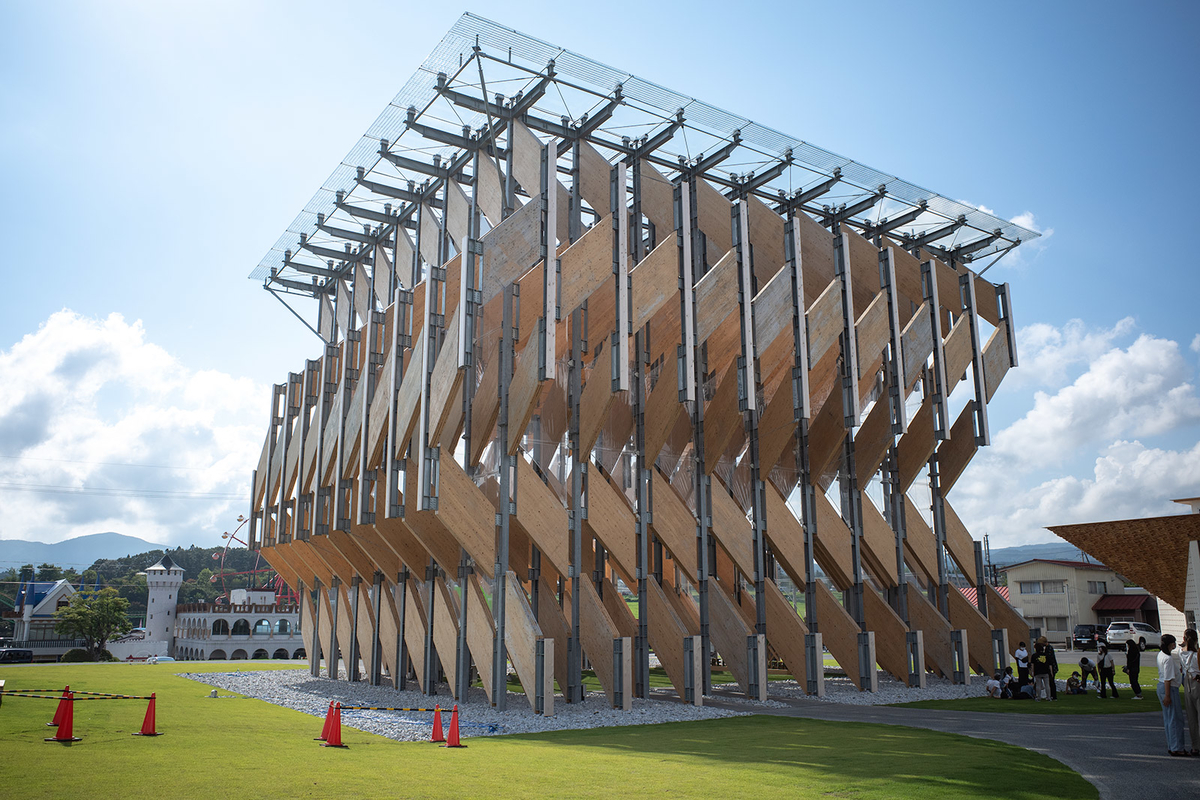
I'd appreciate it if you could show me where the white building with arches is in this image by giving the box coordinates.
[171,586,305,662]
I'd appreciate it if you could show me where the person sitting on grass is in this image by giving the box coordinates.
[1078,656,1099,690]
[1000,666,1016,698]
[986,673,1002,698]
[1066,672,1084,695]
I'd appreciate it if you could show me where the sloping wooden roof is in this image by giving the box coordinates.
[1047,514,1200,612]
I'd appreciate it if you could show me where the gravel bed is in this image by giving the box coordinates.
[727,672,992,706]
[181,669,761,740]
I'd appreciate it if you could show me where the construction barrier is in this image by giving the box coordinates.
[0,685,161,743]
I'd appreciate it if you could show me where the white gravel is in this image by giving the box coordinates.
[180,669,771,740]
[759,672,990,705]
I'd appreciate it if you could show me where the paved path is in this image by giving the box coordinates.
[706,691,1198,799]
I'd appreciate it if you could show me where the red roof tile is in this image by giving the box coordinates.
[1091,594,1153,612]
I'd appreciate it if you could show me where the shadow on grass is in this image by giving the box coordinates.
[492,715,1095,799]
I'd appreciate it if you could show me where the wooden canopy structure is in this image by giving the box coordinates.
[247,14,1038,713]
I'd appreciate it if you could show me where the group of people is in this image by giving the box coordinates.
[1158,628,1200,757]
[980,628,1200,758]
[985,636,1065,701]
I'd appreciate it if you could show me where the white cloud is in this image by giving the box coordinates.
[0,311,267,547]
[950,320,1200,547]
[1191,333,1200,354]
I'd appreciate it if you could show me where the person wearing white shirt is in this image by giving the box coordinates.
[986,674,1002,698]
[1157,634,1186,756]
[1014,642,1029,686]
[1181,628,1200,757]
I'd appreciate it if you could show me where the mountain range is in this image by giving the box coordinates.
[0,532,168,570]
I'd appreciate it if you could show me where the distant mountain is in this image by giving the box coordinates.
[987,540,1096,569]
[0,533,168,569]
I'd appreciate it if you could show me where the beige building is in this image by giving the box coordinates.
[1003,559,1128,644]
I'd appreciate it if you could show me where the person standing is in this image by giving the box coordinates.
[1042,637,1059,700]
[1157,633,1186,756]
[1096,644,1120,699]
[1015,641,1030,686]
[1031,641,1051,701]
[1124,639,1143,700]
[1180,628,1200,757]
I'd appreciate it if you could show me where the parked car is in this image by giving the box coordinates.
[1071,624,1105,650]
[1105,621,1161,650]
[0,648,34,664]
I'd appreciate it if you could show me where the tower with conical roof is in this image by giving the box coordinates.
[144,554,184,657]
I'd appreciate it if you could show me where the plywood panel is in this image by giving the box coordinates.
[513,455,569,575]
[427,308,463,443]
[983,322,1012,402]
[853,397,893,487]
[578,343,616,455]
[476,154,504,227]
[751,262,794,355]
[601,579,638,640]
[902,494,939,585]
[639,160,676,236]
[806,279,843,366]
[509,120,570,243]
[576,577,620,706]
[947,581,994,675]
[860,498,900,588]
[644,370,683,465]
[391,326,426,461]
[630,238,679,332]
[445,181,471,253]
[469,349,500,466]
[694,249,738,344]
[901,302,934,391]
[373,516,433,575]
[584,470,637,579]
[576,141,611,216]
[707,576,752,692]
[365,349,394,470]
[507,336,546,455]
[884,238,924,319]
[650,469,699,577]
[560,214,614,315]
[433,457,497,578]
[503,572,545,713]
[815,580,865,690]
[813,492,854,591]
[795,211,835,304]
[764,484,807,589]
[710,478,755,577]
[941,499,978,586]
[646,578,693,702]
[753,374,796,477]
[863,587,910,682]
[418,204,442,269]
[896,395,936,492]
[854,293,890,378]
[465,572,495,704]
[806,386,848,483]
[942,315,973,387]
[481,199,541,304]
[907,585,954,679]
[841,226,881,312]
[937,402,978,493]
[533,576,571,697]
[746,196,785,286]
[695,177,732,255]
[973,275,999,325]
[403,579,429,693]
[702,363,742,475]
[430,578,459,693]
[765,579,809,687]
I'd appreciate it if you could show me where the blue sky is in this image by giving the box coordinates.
[1,1,1197,550]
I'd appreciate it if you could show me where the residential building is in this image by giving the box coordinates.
[1003,559,1131,644]
[0,579,85,659]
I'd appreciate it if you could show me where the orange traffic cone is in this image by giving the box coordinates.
[132,692,162,736]
[47,685,70,727]
[430,704,444,743]
[440,704,466,748]
[320,702,347,748]
[45,692,81,743]
[315,701,335,740]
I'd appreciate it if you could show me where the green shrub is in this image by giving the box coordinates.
[60,648,91,662]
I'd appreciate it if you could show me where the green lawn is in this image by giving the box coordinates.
[0,662,1095,799]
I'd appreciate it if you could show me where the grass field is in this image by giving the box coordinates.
[0,662,1096,799]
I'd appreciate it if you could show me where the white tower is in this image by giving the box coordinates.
[144,554,184,657]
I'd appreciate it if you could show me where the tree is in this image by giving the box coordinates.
[36,563,62,581]
[54,588,132,660]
